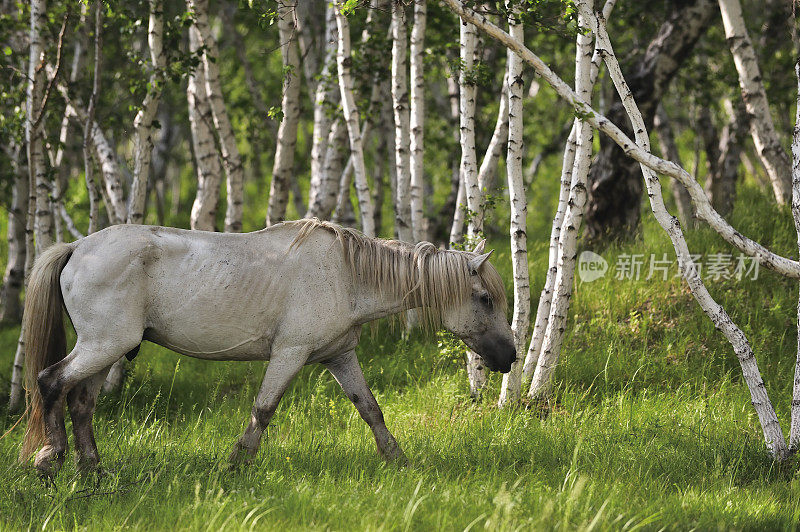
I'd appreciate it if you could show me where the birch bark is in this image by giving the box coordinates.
[267,2,301,226]
[12,0,50,412]
[498,6,528,406]
[789,60,800,451]
[306,5,340,217]
[128,0,165,225]
[392,1,413,242]
[409,0,426,242]
[477,73,509,197]
[456,18,487,396]
[83,0,102,235]
[333,3,375,237]
[528,0,595,400]
[28,0,52,254]
[188,26,223,232]
[718,0,791,205]
[190,0,244,232]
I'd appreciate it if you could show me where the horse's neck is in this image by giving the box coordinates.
[350,253,423,324]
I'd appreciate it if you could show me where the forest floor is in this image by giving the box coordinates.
[3,185,800,530]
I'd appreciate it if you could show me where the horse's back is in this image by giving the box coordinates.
[60,224,354,360]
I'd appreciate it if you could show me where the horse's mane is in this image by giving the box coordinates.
[286,219,507,327]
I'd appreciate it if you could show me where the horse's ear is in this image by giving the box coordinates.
[472,239,486,254]
[468,250,494,274]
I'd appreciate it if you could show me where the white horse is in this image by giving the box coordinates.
[19,219,515,478]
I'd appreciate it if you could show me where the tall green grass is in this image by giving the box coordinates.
[2,184,800,530]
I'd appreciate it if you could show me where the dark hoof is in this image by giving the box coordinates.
[228,442,257,469]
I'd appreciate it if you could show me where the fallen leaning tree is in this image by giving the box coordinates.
[441,0,800,459]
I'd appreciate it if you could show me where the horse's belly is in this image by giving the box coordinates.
[143,321,273,361]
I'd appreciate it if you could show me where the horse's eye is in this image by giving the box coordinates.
[479,294,492,307]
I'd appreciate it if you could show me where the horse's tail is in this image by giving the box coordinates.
[19,242,75,463]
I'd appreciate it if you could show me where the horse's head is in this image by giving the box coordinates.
[441,241,516,373]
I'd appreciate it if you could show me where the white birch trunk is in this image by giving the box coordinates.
[528,1,595,400]
[12,0,50,411]
[409,0,427,242]
[306,5,340,218]
[457,18,486,396]
[188,26,223,232]
[83,0,102,235]
[718,0,791,205]
[477,74,509,196]
[392,1,414,242]
[449,176,466,247]
[582,3,788,458]
[498,7,528,407]
[522,0,616,380]
[190,0,244,232]
[27,0,52,254]
[334,3,375,237]
[789,60,800,452]
[266,2,301,226]
[128,0,165,225]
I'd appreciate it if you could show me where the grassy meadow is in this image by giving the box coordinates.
[2,184,800,530]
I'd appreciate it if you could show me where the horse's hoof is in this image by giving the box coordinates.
[228,443,256,469]
[34,446,65,483]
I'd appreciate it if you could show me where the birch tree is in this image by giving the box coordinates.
[128,0,165,225]
[188,26,223,232]
[718,0,791,205]
[528,0,595,400]
[409,0,426,242]
[789,59,800,452]
[498,5,527,406]
[392,0,414,242]
[333,1,375,237]
[10,0,50,412]
[27,0,52,254]
[522,0,616,380]
[583,3,787,457]
[190,0,244,232]
[306,5,340,218]
[455,17,487,396]
[83,0,102,235]
[266,2,301,226]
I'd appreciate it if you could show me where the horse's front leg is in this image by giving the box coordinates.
[323,350,406,463]
[229,347,308,465]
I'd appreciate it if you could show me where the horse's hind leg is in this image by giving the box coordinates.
[35,341,134,478]
[66,368,110,472]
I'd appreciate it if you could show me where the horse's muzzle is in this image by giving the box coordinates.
[474,334,516,373]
